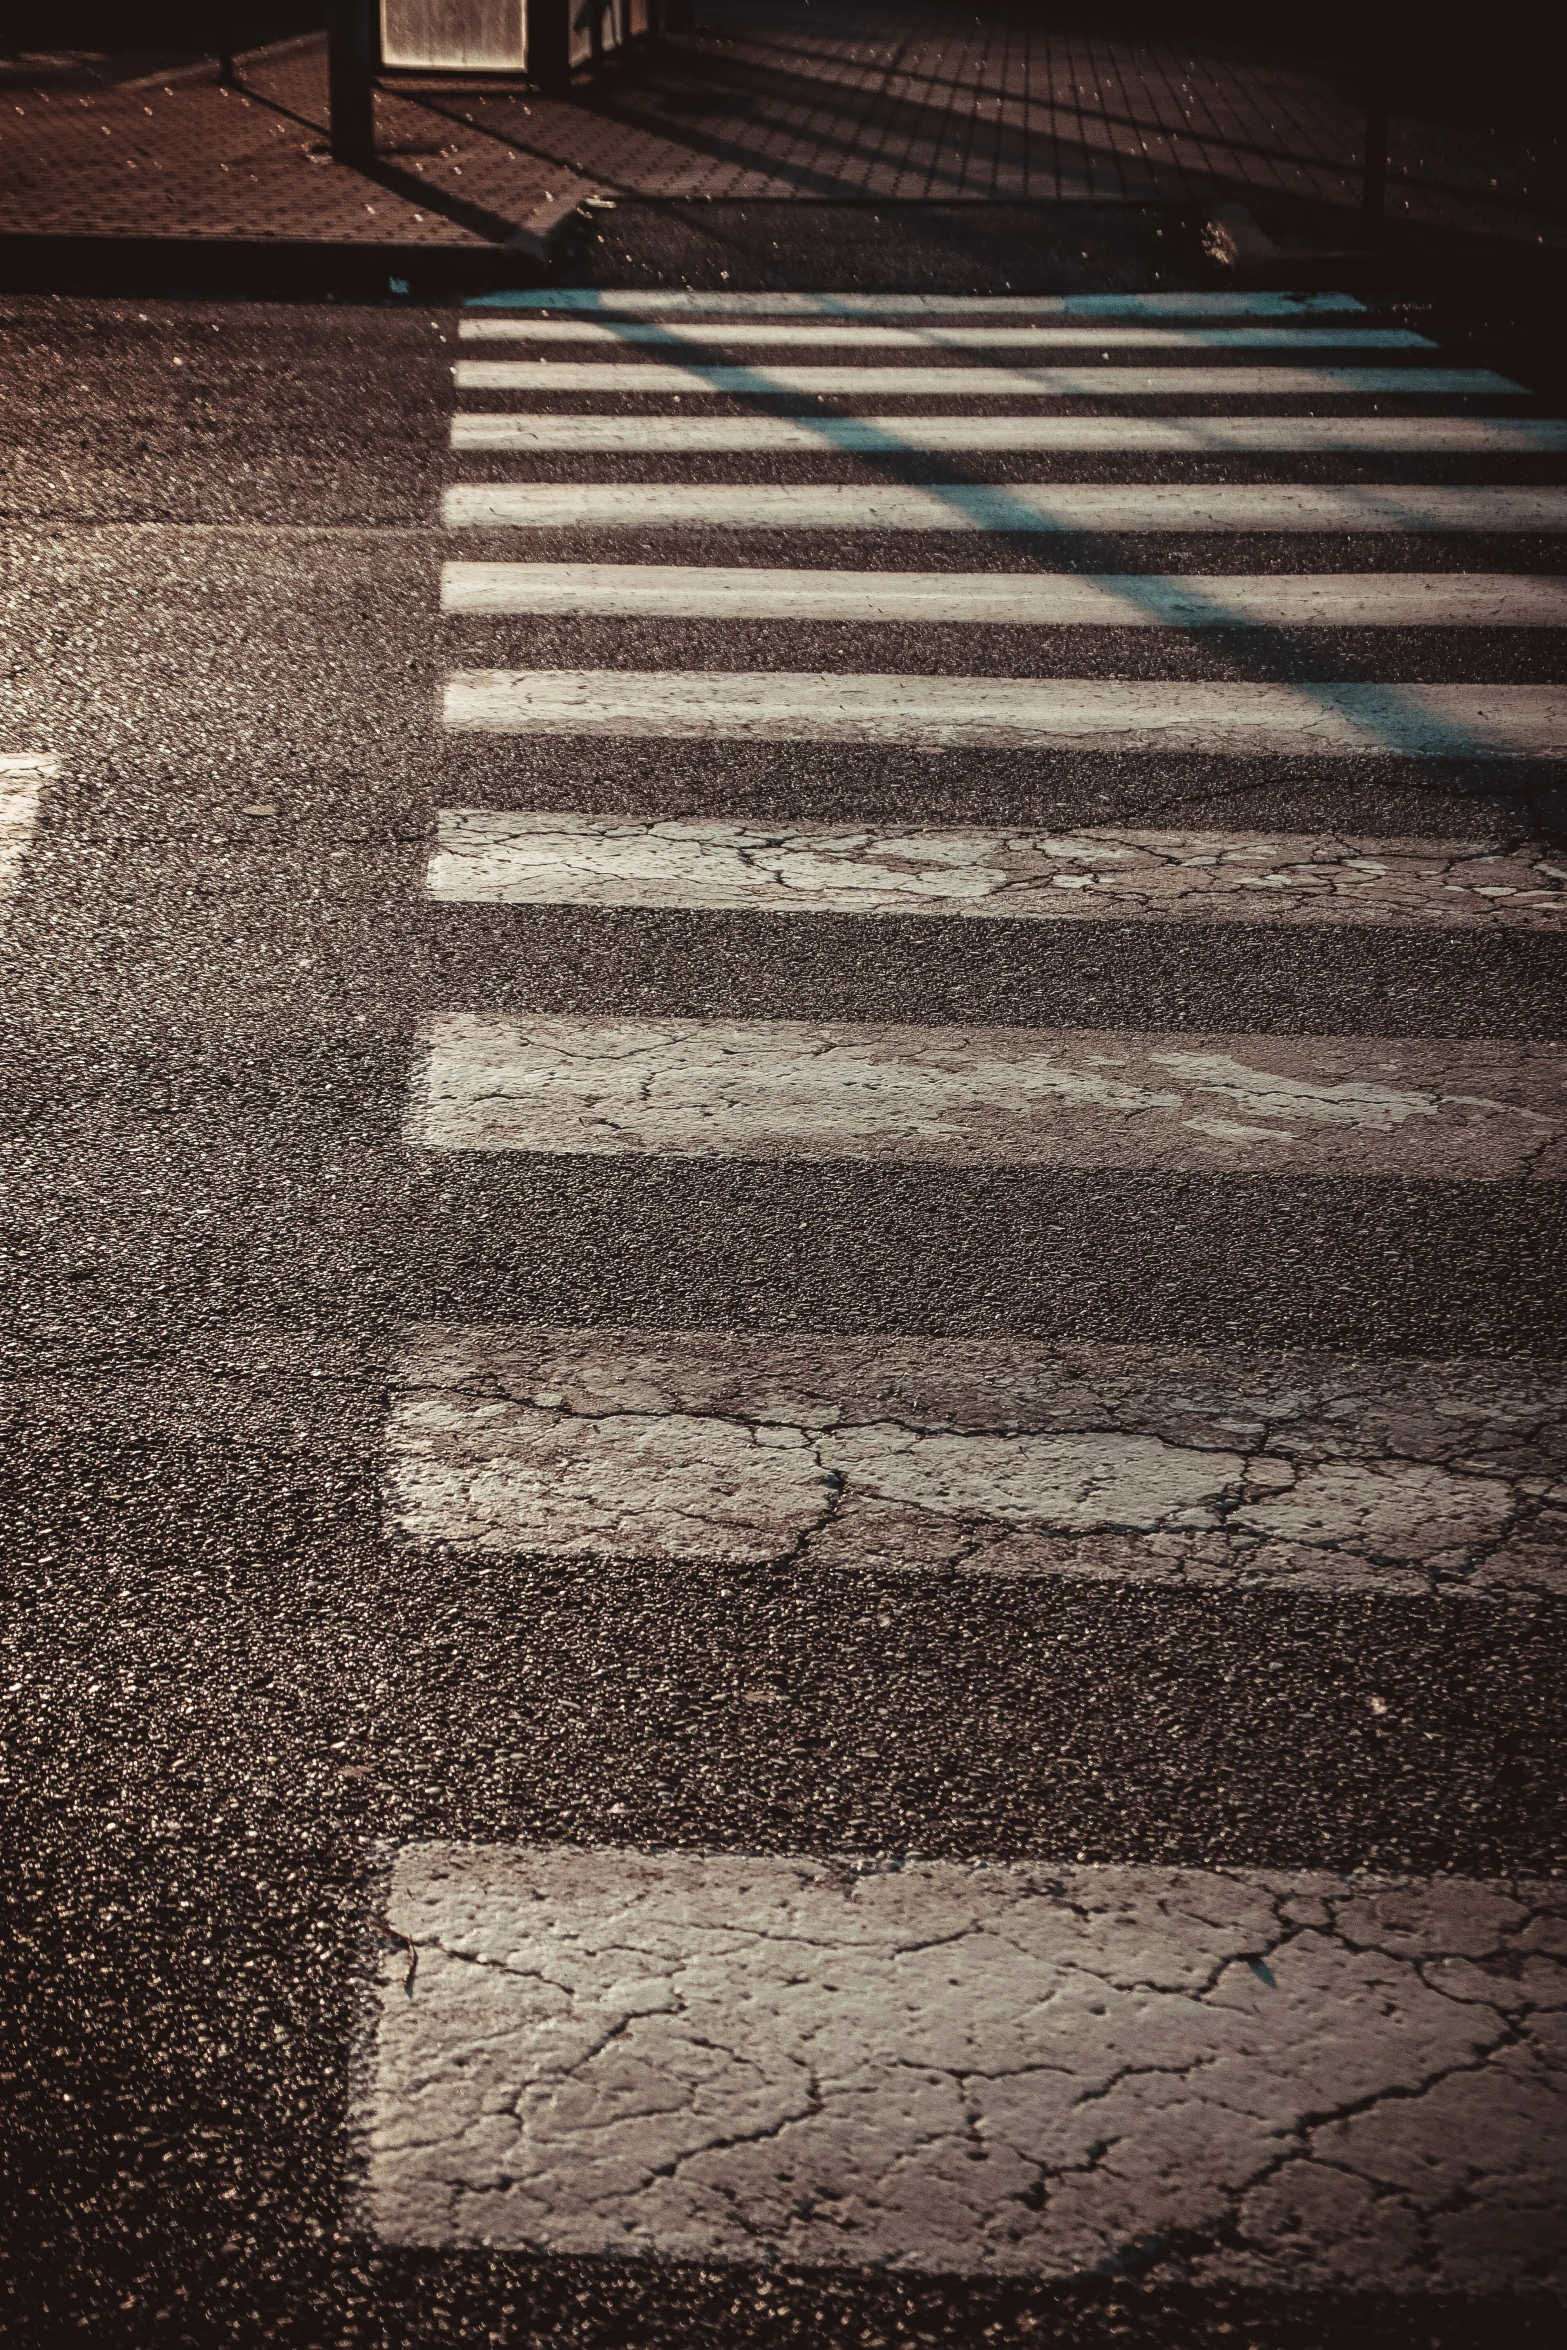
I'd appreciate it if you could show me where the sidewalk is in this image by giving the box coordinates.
[1,1,1563,271]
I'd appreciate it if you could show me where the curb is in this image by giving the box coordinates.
[3,206,1563,305]
[1203,203,1375,295]
[0,230,557,297]
[506,179,602,264]
[1203,200,1567,300]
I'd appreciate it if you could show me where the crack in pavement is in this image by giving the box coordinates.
[407,1012,1567,1177]
[385,1327,1567,1596]
[357,1846,1567,2286]
[430,813,1567,930]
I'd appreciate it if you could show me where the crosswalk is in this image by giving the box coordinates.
[461,290,1371,314]
[361,1843,1567,2280]
[443,482,1567,527]
[456,361,1522,400]
[357,287,1567,2297]
[0,753,55,902]
[455,414,1567,451]
[458,320,1440,348]
[407,1015,1566,1176]
[424,811,1567,925]
[442,672,1567,754]
[444,565,1567,626]
[384,1326,1566,1600]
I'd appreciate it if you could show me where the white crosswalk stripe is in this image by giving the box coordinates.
[427,812,1567,927]
[360,1843,1567,2286]
[453,413,1567,452]
[407,1014,1565,1176]
[385,1326,1566,1598]
[455,360,1524,398]
[458,320,1435,350]
[443,562,1567,628]
[467,288,1371,316]
[1,753,56,901]
[443,482,1567,531]
[443,673,1567,756]
[364,286,1567,2294]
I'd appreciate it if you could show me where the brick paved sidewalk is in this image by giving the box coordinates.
[1,1,1562,257]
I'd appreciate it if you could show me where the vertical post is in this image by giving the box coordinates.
[328,0,377,167]
[216,13,235,84]
[528,0,573,91]
[1361,43,1391,247]
[589,0,605,76]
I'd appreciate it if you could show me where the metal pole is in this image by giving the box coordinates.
[1361,46,1391,247]
[327,0,376,166]
[528,0,573,92]
[216,13,235,84]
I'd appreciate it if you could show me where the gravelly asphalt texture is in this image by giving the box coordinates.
[3,207,1566,2346]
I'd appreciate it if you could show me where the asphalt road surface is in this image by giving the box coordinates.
[3,248,1566,2348]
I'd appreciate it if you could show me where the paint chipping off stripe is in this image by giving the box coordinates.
[359,1841,1567,2285]
[0,753,57,898]
[441,483,1567,531]
[385,1326,1567,1596]
[441,673,1567,757]
[451,414,1567,453]
[406,1014,1567,1178]
[441,563,1567,629]
[452,362,1521,397]
[426,813,1567,930]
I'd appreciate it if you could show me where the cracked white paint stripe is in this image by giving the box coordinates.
[453,363,1521,397]
[385,1326,1567,1596]
[442,482,1567,531]
[357,1841,1567,2286]
[451,414,1567,453]
[441,563,1567,629]
[457,321,1432,350]
[441,673,1567,758]
[0,753,56,899]
[406,1015,1566,1178]
[465,288,1369,316]
[426,814,1567,930]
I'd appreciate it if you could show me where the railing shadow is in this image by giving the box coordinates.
[421,25,1567,226]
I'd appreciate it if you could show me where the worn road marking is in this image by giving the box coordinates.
[406,1015,1565,1178]
[386,1326,1567,1597]
[427,813,1567,930]
[0,753,56,899]
[458,321,1432,351]
[442,673,1567,758]
[443,482,1567,532]
[442,562,1567,629]
[359,1841,1567,2286]
[466,288,1369,316]
[451,413,1567,453]
[453,361,1522,398]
